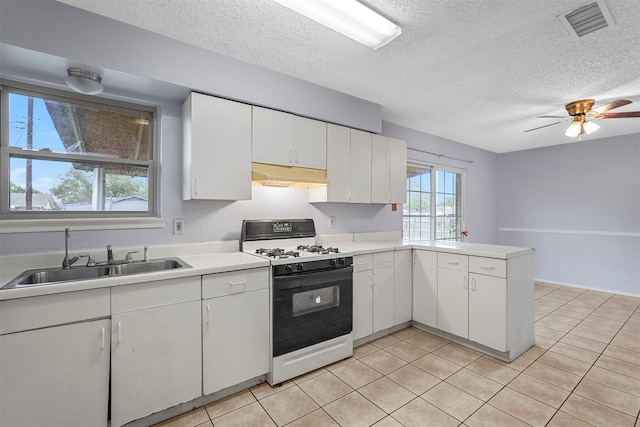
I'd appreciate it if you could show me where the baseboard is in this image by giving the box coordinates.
[536,278,640,299]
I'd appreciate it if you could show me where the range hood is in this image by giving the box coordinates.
[251,163,329,188]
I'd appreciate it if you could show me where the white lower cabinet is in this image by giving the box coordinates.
[202,268,270,395]
[469,273,507,351]
[0,288,111,427]
[412,250,437,328]
[110,278,202,427]
[394,249,412,324]
[353,252,395,340]
[0,318,110,427]
[437,267,469,338]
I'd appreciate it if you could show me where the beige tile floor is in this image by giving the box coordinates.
[154,283,640,427]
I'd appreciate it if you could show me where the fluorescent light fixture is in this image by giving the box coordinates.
[273,0,402,49]
[65,68,103,95]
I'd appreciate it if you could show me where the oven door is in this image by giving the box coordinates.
[273,266,353,357]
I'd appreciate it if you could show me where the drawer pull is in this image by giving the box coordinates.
[355,261,369,266]
[447,261,459,265]
[480,265,495,270]
[228,280,247,286]
[101,327,105,349]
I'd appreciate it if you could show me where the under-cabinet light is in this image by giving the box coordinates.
[273,0,402,49]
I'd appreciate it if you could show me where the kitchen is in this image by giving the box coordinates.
[1,1,639,426]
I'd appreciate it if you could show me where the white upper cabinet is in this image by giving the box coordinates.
[182,92,252,200]
[310,124,371,203]
[252,106,326,169]
[371,135,407,204]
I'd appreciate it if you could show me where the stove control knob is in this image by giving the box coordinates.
[285,264,293,272]
[338,258,345,265]
[296,263,304,271]
[329,259,336,266]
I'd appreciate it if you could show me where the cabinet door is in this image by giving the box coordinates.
[371,135,391,203]
[469,273,507,351]
[412,250,438,328]
[0,319,110,427]
[111,301,201,427]
[252,106,294,166]
[353,270,373,340]
[350,129,372,203]
[325,123,351,202]
[184,92,252,200]
[373,265,395,333]
[203,288,269,394]
[388,138,407,204]
[437,268,469,338]
[294,115,326,169]
[394,249,412,325]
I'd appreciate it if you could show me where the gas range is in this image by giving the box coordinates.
[240,220,350,266]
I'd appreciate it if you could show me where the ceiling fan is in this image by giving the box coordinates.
[524,99,640,138]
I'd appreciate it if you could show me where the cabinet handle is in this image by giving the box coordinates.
[206,305,211,323]
[374,272,379,286]
[471,277,477,291]
[480,265,495,270]
[355,261,368,266]
[289,149,293,164]
[463,276,468,290]
[117,322,122,343]
[295,150,299,164]
[194,178,199,196]
[346,188,351,200]
[447,261,459,265]
[101,327,105,349]
[229,280,247,286]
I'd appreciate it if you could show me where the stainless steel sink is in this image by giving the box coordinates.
[2,257,191,289]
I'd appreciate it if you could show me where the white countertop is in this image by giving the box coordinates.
[339,240,533,259]
[0,251,268,301]
[0,237,533,300]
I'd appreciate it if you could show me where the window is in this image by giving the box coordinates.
[1,82,156,219]
[404,164,464,241]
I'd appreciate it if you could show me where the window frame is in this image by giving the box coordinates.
[0,80,158,221]
[404,161,466,241]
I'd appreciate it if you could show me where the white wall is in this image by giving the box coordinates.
[497,134,640,295]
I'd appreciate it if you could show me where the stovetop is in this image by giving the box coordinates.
[240,219,351,265]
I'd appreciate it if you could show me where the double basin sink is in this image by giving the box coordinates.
[2,258,191,289]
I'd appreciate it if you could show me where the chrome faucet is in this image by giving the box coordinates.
[107,245,114,264]
[61,226,79,270]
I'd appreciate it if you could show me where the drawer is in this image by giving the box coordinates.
[437,252,468,272]
[469,256,506,278]
[352,254,373,272]
[112,276,201,314]
[373,251,394,269]
[0,288,110,334]
[202,267,269,299]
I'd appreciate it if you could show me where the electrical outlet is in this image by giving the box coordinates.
[329,216,336,228]
[173,218,185,235]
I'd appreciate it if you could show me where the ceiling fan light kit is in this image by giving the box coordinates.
[525,98,639,139]
[273,0,402,49]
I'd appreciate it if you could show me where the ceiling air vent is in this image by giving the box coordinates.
[558,0,615,39]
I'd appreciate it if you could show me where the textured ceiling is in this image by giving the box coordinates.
[59,0,640,153]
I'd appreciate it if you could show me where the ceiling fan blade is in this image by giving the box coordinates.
[524,120,567,132]
[591,99,632,114]
[593,111,640,119]
[536,115,567,119]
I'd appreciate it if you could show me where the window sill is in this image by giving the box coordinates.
[0,217,167,233]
